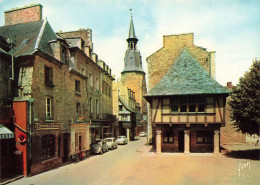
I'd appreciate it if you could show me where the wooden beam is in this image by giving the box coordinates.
[153,99,161,122]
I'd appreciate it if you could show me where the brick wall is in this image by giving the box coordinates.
[5,4,42,25]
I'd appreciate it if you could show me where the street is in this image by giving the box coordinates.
[11,138,260,185]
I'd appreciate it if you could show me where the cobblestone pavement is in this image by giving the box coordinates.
[10,138,260,185]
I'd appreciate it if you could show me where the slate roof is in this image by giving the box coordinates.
[119,96,136,113]
[0,19,57,57]
[122,50,144,73]
[128,16,137,40]
[146,49,229,97]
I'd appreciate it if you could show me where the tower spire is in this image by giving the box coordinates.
[128,9,138,42]
[122,9,144,74]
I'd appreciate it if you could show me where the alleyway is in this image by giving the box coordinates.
[11,138,260,185]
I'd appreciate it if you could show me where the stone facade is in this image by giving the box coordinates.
[221,97,246,144]
[0,4,114,176]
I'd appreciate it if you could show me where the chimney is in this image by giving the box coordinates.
[5,4,43,25]
[227,82,233,89]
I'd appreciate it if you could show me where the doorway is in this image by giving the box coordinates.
[178,131,184,152]
[62,133,69,163]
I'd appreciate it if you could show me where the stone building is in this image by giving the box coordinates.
[145,33,229,153]
[0,4,114,176]
[113,81,137,141]
[120,14,147,130]
[0,37,16,179]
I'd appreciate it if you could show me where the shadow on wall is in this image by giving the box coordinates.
[224,149,260,161]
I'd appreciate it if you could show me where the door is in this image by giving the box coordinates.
[62,133,69,163]
[178,131,184,152]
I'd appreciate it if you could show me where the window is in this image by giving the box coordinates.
[96,78,99,91]
[180,97,187,112]
[89,74,93,90]
[41,135,55,160]
[171,99,178,112]
[76,102,81,118]
[21,39,30,45]
[170,96,206,113]
[189,97,196,112]
[61,46,68,64]
[89,97,93,113]
[119,105,123,111]
[96,100,99,115]
[198,97,206,112]
[46,96,53,120]
[196,131,213,144]
[45,66,54,87]
[75,80,80,93]
[163,131,174,143]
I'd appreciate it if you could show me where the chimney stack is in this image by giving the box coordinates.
[5,4,43,25]
[227,82,233,89]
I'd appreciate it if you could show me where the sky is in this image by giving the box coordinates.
[0,0,259,86]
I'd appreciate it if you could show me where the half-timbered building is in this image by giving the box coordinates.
[145,34,229,154]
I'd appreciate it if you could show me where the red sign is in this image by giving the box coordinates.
[17,133,27,143]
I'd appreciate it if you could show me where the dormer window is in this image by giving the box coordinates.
[21,39,30,45]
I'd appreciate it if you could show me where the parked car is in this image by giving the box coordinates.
[105,137,118,150]
[116,136,128,145]
[139,132,147,137]
[90,139,108,154]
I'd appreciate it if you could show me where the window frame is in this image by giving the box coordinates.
[45,66,54,87]
[46,96,53,120]
[163,131,174,143]
[75,80,80,93]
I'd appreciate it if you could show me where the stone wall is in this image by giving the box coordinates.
[147,33,215,91]
[220,98,246,144]
[121,72,147,114]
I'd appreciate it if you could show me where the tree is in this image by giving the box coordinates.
[228,60,260,135]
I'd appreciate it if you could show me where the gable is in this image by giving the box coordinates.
[146,49,229,97]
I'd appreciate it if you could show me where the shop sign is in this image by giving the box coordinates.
[90,124,101,128]
[35,122,61,130]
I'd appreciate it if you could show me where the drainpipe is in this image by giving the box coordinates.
[28,98,34,176]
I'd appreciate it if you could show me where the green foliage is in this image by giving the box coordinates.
[229,60,260,135]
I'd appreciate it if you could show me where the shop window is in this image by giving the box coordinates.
[41,135,55,160]
[75,80,80,93]
[45,66,54,87]
[46,96,53,120]
[196,131,213,144]
[163,131,174,143]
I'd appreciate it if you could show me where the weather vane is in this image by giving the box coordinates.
[129,8,133,17]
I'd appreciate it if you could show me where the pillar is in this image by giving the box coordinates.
[126,128,130,142]
[156,130,162,154]
[184,130,190,154]
[214,130,220,154]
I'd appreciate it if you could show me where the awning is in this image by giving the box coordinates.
[0,124,14,139]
